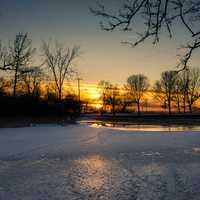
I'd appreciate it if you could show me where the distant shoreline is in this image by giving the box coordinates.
[0,116,77,128]
[80,113,200,126]
[1,113,200,128]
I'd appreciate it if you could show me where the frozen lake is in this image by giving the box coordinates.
[0,124,200,199]
[85,121,200,132]
[97,124,200,131]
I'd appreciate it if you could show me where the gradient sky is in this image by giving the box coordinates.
[0,0,199,84]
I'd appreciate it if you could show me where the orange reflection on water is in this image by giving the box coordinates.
[89,123,102,128]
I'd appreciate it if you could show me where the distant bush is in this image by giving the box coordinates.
[0,94,80,118]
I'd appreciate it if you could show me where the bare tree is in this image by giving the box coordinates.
[91,0,200,70]
[174,75,183,112]
[11,33,35,96]
[154,70,177,114]
[42,41,80,100]
[0,78,4,92]
[0,77,7,94]
[127,74,149,114]
[107,84,121,116]
[186,67,200,112]
[98,80,112,113]
[119,85,132,113]
[168,69,197,113]
[178,70,190,112]
[0,42,13,70]
[153,80,167,111]
[44,83,57,102]
[20,66,44,97]
[0,33,35,96]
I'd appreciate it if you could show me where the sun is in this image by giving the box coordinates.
[86,86,101,100]
[94,103,102,109]
[89,92,101,100]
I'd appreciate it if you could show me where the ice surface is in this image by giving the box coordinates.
[0,124,200,199]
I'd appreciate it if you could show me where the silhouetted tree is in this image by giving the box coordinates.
[20,66,44,97]
[154,70,177,114]
[175,68,200,113]
[98,80,112,113]
[0,42,12,71]
[174,75,183,113]
[180,70,190,112]
[91,0,200,71]
[0,33,35,95]
[119,86,132,113]
[44,84,57,102]
[0,77,6,94]
[106,84,121,116]
[186,67,200,112]
[154,80,167,111]
[9,33,35,96]
[42,41,80,100]
[127,74,149,114]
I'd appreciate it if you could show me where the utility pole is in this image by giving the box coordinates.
[77,78,81,102]
[77,77,82,113]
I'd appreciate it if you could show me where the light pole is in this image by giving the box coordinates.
[77,77,82,113]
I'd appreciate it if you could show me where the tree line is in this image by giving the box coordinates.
[0,33,81,118]
[90,0,200,116]
[1,33,200,118]
[98,68,200,115]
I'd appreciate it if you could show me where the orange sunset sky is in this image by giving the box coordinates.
[1,0,200,86]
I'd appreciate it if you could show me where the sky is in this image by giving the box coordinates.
[0,0,199,85]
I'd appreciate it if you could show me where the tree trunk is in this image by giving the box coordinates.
[168,98,171,115]
[101,94,106,115]
[177,97,181,113]
[189,104,192,113]
[27,83,31,96]
[183,94,186,113]
[112,102,115,116]
[58,88,62,101]
[13,68,18,96]
[137,102,140,115]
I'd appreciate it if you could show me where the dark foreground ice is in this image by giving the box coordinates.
[0,124,200,200]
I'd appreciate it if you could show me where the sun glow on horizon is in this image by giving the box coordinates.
[43,80,200,112]
[65,81,101,101]
[91,103,102,110]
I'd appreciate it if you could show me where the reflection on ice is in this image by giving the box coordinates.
[67,154,136,199]
[89,123,102,128]
[135,163,164,177]
[193,147,200,153]
[85,121,200,132]
[65,154,200,200]
[70,155,109,191]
